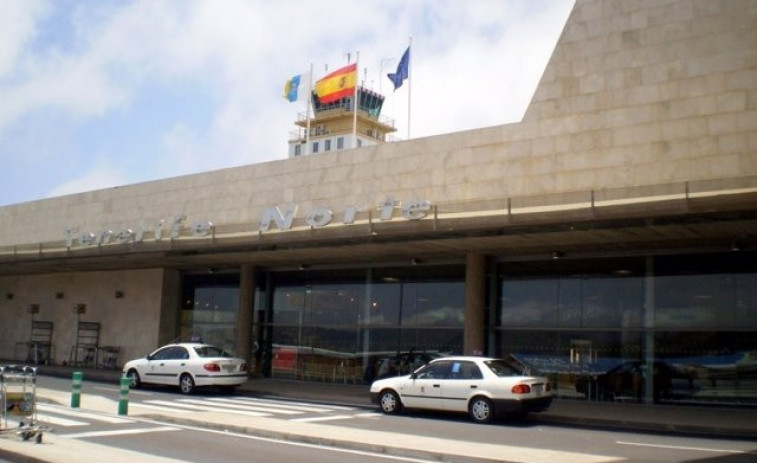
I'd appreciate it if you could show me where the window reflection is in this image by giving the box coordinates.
[180,274,240,353]
[655,331,757,404]
[501,275,643,328]
[497,253,757,405]
[655,274,746,328]
[268,265,464,383]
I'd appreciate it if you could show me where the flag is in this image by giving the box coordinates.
[283,72,311,102]
[315,63,357,104]
[387,46,409,91]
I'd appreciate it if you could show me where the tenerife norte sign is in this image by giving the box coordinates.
[63,196,432,249]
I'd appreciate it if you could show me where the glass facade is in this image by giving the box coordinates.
[497,253,757,405]
[180,273,240,353]
[178,251,756,406]
[264,265,465,384]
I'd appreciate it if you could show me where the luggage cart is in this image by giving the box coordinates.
[1,365,48,443]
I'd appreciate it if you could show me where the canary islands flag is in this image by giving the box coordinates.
[284,72,310,102]
[315,63,357,104]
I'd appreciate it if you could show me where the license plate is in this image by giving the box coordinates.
[533,384,544,394]
[223,364,236,372]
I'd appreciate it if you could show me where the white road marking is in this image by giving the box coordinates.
[129,402,192,413]
[34,413,89,427]
[37,404,133,424]
[208,397,328,412]
[61,426,179,439]
[197,398,302,415]
[145,399,270,417]
[617,441,746,454]
[290,414,356,423]
[244,396,356,411]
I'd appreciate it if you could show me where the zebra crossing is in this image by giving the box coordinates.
[32,396,378,431]
[136,396,379,422]
[36,403,135,427]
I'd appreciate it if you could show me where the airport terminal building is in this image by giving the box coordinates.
[1,0,755,406]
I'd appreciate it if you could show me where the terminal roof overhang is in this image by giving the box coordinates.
[1,187,755,277]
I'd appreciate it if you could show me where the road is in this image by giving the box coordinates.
[1,375,754,463]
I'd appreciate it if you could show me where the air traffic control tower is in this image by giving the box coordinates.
[287,85,397,158]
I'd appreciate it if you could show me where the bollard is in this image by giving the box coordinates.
[71,372,83,408]
[118,376,130,416]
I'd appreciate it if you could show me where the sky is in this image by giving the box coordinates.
[0,0,574,207]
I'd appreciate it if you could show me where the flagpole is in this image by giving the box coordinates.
[353,50,359,149]
[305,63,313,156]
[407,35,412,140]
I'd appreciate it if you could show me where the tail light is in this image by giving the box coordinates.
[511,384,532,394]
[240,363,247,371]
[545,382,551,391]
[203,363,221,372]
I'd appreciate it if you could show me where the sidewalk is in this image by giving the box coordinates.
[1,364,755,463]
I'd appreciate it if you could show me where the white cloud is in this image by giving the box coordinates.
[0,0,48,76]
[0,0,574,205]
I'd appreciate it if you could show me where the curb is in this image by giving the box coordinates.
[529,413,757,441]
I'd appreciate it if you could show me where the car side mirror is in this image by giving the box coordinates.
[146,354,152,361]
[411,372,418,380]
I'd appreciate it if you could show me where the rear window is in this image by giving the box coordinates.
[484,359,523,377]
[193,345,233,358]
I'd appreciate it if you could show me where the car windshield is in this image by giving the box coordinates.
[484,359,524,377]
[193,345,233,358]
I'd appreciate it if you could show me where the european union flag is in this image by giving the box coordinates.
[387,46,410,91]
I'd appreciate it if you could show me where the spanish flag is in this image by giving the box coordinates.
[315,63,357,104]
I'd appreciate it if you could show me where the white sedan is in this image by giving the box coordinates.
[370,356,552,423]
[123,343,248,394]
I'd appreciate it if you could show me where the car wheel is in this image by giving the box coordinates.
[179,373,195,394]
[126,369,141,389]
[468,396,494,424]
[379,389,402,415]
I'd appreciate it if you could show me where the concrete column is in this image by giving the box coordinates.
[464,253,487,355]
[235,265,256,371]
[157,269,181,347]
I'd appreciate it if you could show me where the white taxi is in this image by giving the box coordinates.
[123,343,247,394]
[370,356,552,423]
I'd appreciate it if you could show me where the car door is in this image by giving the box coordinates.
[146,346,188,385]
[440,360,484,412]
[400,361,449,410]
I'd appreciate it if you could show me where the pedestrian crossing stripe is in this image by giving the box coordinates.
[36,404,134,424]
[291,412,380,423]
[129,402,192,413]
[194,398,302,415]
[228,397,357,412]
[34,413,89,427]
[145,400,269,417]
[290,414,356,423]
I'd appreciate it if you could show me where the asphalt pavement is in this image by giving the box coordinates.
[1,364,755,463]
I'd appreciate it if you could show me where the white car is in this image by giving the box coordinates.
[369,356,552,423]
[123,343,247,394]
